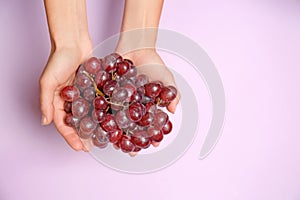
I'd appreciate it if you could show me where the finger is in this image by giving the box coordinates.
[53,98,84,151]
[152,141,160,147]
[129,152,138,157]
[40,76,56,125]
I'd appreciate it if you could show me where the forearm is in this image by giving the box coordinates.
[117,0,164,53]
[121,0,164,31]
[44,0,91,51]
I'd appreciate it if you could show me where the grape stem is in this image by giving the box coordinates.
[105,99,130,108]
[82,71,105,96]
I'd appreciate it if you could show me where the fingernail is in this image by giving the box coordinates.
[41,116,47,125]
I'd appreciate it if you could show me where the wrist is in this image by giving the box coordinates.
[116,28,158,55]
[50,36,93,60]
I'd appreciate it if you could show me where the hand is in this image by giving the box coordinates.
[40,44,92,151]
[118,49,181,156]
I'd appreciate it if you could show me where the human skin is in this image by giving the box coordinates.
[40,0,179,152]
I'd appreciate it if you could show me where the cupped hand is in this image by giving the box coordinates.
[118,49,181,156]
[40,45,92,151]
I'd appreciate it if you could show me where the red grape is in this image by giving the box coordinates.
[72,98,90,118]
[153,110,169,129]
[148,126,163,142]
[128,102,145,122]
[131,131,151,149]
[117,60,131,76]
[75,73,92,90]
[100,114,118,132]
[160,86,177,102]
[83,87,96,102]
[93,126,110,148]
[120,135,135,153]
[64,101,72,113]
[111,87,129,102]
[93,95,108,110]
[138,112,154,127]
[135,74,148,87]
[103,80,118,96]
[79,116,97,135]
[162,120,173,135]
[109,128,123,143]
[115,110,131,129]
[85,57,102,75]
[95,70,111,89]
[64,113,80,128]
[60,86,80,102]
[144,82,162,98]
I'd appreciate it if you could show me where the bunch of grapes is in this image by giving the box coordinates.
[60,53,177,154]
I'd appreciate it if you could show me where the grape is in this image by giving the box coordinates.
[153,80,164,88]
[137,86,145,95]
[103,80,118,96]
[93,95,108,110]
[123,59,133,66]
[120,135,135,153]
[79,116,97,135]
[144,82,162,98]
[64,101,72,113]
[75,73,92,90]
[124,66,137,78]
[64,113,80,128]
[119,77,134,86]
[72,98,90,118]
[153,110,169,129]
[111,87,129,102]
[147,126,163,142]
[115,110,131,129]
[122,83,136,101]
[128,102,145,122]
[83,87,96,102]
[76,64,85,74]
[117,60,131,76]
[141,95,153,104]
[100,114,118,132]
[93,126,110,148]
[138,112,154,127]
[162,120,173,135]
[109,128,123,144]
[60,86,80,102]
[92,109,106,123]
[130,91,142,102]
[95,70,111,89]
[135,74,148,87]
[131,131,151,149]
[159,86,177,102]
[133,146,141,152]
[93,135,109,148]
[156,98,169,107]
[85,57,102,75]
[127,121,137,131]
[102,53,122,73]
[145,102,156,113]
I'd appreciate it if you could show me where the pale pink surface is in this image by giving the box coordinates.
[0,0,300,200]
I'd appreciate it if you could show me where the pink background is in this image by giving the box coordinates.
[1,0,300,199]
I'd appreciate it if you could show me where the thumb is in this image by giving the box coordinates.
[40,75,56,125]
